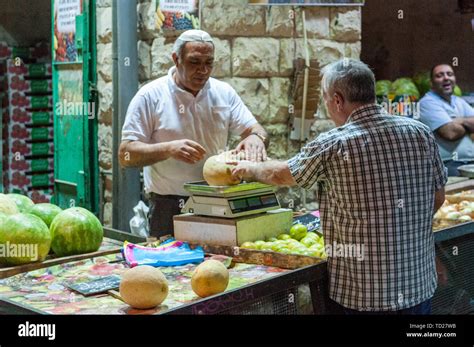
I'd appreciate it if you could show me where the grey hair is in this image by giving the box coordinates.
[321,59,376,103]
[172,29,214,59]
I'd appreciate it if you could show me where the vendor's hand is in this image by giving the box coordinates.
[470,133,474,142]
[235,135,267,162]
[168,139,206,164]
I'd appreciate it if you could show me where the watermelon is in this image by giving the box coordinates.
[8,193,35,213]
[413,71,431,97]
[50,207,103,256]
[391,78,420,99]
[454,85,462,97]
[0,213,51,265]
[0,193,19,215]
[375,80,392,96]
[29,203,63,228]
[0,211,7,226]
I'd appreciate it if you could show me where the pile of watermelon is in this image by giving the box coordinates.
[376,73,463,99]
[0,193,103,266]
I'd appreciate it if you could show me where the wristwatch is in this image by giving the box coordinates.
[250,132,267,144]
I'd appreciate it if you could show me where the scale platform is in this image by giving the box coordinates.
[176,181,291,246]
[181,181,281,218]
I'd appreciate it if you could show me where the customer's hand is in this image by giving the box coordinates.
[168,139,206,164]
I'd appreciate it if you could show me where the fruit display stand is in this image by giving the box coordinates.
[0,227,144,280]
[0,227,329,315]
[1,181,473,315]
[431,179,474,314]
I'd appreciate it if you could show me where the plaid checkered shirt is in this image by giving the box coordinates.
[288,104,447,311]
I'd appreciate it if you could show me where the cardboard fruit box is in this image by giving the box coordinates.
[8,75,52,94]
[8,124,54,141]
[10,109,53,125]
[8,171,54,190]
[9,140,54,157]
[9,157,54,172]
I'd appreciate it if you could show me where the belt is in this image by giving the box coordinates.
[149,192,188,200]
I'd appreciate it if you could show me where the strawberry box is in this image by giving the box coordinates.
[8,75,52,93]
[7,60,52,77]
[10,109,53,125]
[9,124,54,141]
[10,140,54,157]
[9,171,54,190]
[0,44,30,61]
[9,157,54,172]
[9,93,53,109]
[27,188,54,204]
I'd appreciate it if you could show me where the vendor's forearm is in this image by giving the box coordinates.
[119,141,171,168]
[250,161,296,186]
[460,117,474,133]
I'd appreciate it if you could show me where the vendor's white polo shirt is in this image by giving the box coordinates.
[121,67,257,196]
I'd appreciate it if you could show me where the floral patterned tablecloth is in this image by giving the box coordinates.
[0,253,288,314]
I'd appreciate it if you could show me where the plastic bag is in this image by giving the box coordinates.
[122,239,204,267]
[129,200,149,238]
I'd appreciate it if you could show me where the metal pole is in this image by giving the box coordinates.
[300,9,310,209]
[112,0,141,232]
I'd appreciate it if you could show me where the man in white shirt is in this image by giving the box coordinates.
[119,30,268,238]
[419,64,474,176]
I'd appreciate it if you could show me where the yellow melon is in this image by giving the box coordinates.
[119,265,169,309]
[203,151,242,186]
[191,260,229,298]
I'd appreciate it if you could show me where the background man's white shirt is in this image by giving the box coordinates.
[121,67,257,195]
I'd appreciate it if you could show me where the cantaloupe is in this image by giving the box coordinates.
[119,265,169,309]
[203,151,242,186]
[191,260,229,298]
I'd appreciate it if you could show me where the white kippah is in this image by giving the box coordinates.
[176,29,213,43]
[173,30,214,55]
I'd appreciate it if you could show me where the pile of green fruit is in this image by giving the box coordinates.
[240,224,327,259]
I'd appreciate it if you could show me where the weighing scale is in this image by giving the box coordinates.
[174,181,293,246]
[181,180,281,218]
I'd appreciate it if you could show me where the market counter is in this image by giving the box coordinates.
[0,227,328,315]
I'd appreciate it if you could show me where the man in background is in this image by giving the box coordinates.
[420,64,474,176]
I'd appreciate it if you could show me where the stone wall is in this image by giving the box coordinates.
[135,0,361,210]
[96,0,113,226]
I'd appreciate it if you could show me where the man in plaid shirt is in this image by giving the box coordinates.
[230,59,447,314]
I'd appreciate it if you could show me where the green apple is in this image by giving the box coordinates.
[277,233,291,240]
[254,240,266,249]
[289,224,308,241]
[267,237,277,242]
[260,242,275,251]
[300,236,317,248]
[306,232,319,240]
[279,247,292,254]
[240,242,257,249]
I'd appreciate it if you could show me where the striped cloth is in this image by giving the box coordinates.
[288,104,447,311]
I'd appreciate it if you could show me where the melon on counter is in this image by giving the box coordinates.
[203,151,242,186]
[7,194,34,213]
[49,207,103,256]
[119,265,169,309]
[0,213,51,265]
[191,259,229,298]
